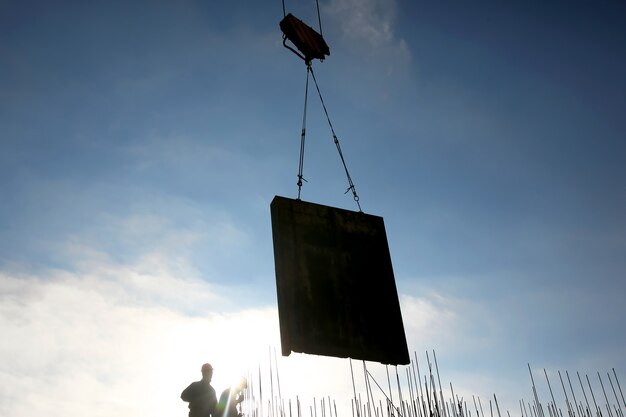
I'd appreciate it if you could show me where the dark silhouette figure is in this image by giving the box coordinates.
[181,363,217,417]
[216,379,247,417]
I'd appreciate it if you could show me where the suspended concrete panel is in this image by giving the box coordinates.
[270,196,410,365]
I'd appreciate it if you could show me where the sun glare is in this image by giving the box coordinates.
[146,306,363,417]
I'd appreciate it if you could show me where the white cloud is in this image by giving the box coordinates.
[1,237,620,417]
[400,292,500,356]
[326,0,397,48]
[0,243,499,417]
[0,255,278,417]
[0,251,384,417]
[125,133,230,173]
[397,292,535,414]
[324,0,411,75]
[2,260,621,417]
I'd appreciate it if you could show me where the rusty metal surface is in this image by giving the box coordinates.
[279,13,329,62]
[270,196,410,365]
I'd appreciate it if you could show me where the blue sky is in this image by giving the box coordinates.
[1,1,625,416]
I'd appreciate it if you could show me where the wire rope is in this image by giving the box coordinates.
[297,64,311,200]
[281,0,324,35]
[315,0,323,36]
[309,65,362,212]
[283,0,361,211]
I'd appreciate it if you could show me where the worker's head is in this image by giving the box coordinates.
[201,363,213,381]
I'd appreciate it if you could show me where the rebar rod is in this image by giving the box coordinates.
[434,351,447,417]
[410,357,420,414]
[269,348,276,417]
[598,373,614,417]
[426,352,434,416]
[494,394,502,417]
[578,401,589,417]
[415,352,426,417]
[408,367,418,417]
[607,372,624,417]
[328,397,332,417]
[613,369,625,409]
[274,348,283,414]
[522,399,529,417]
[426,352,440,417]
[426,376,432,417]
[351,360,362,417]
[567,372,582,417]
[559,371,574,417]
[613,405,622,417]
[366,369,403,417]
[529,365,544,417]
[397,366,406,417]
[315,397,318,417]
[578,372,592,417]
[387,366,395,409]
[586,374,600,417]
[478,396,485,417]
[259,365,264,417]
[364,362,375,417]
[450,384,457,417]
[545,369,558,415]
[359,393,364,417]
[473,396,481,417]
[364,362,373,417]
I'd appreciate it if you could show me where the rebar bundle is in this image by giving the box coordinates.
[236,351,623,417]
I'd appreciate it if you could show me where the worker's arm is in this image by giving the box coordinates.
[181,382,197,402]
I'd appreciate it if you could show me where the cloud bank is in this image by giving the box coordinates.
[0,249,279,417]
[325,0,411,77]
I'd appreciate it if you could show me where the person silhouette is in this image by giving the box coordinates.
[181,363,217,417]
[216,378,247,417]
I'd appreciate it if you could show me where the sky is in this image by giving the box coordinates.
[1,1,625,416]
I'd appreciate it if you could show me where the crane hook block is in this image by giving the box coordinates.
[280,13,330,64]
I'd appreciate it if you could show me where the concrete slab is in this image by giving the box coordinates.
[270,196,409,365]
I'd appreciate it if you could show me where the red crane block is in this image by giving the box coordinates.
[280,13,330,64]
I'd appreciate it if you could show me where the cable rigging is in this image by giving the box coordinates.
[271,0,410,369]
[279,0,361,212]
